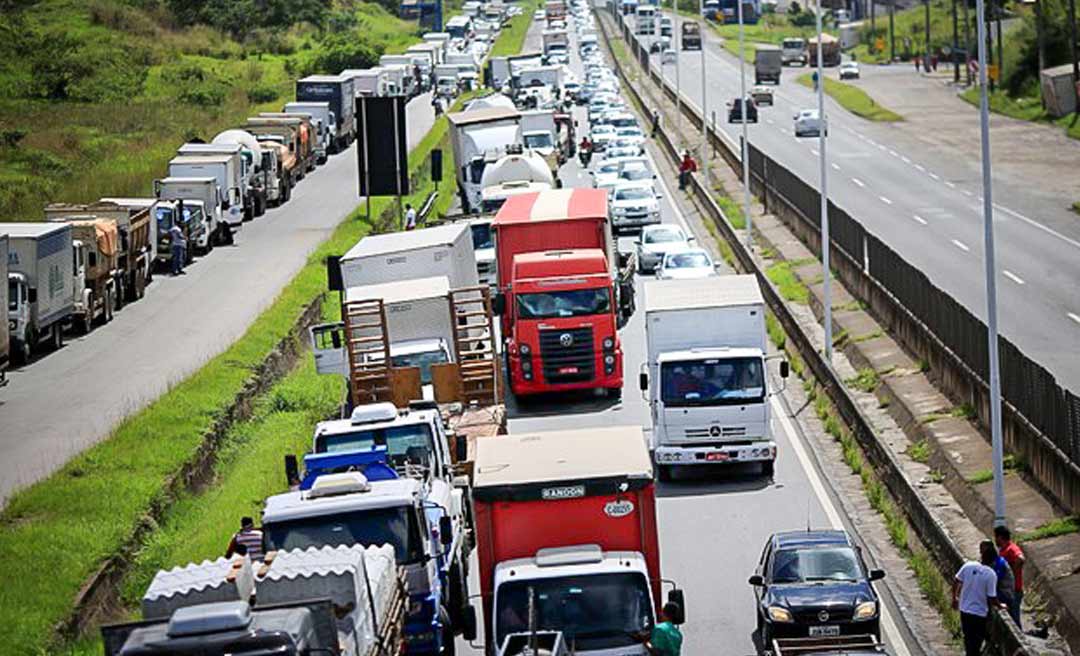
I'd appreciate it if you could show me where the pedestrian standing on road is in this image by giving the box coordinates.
[642,602,682,656]
[995,525,1026,628]
[953,541,1002,656]
[931,54,939,71]
[812,70,819,91]
[652,108,661,137]
[404,203,417,231]
[678,150,697,190]
[914,55,921,72]
[168,223,186,276]
[225,517,264,562]
[991,543,1016,618]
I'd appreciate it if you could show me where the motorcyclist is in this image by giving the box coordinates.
[578,136,592,166]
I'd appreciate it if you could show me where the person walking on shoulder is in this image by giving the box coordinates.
[953,541,1004,656]
[225,517,264,562]
[995,525,1026,627]
[404,203,417,231]
[168,223,186,276]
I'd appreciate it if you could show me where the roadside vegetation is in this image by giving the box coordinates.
[796,74,903,122]
[0,0,422,220]
[489,0,541,58]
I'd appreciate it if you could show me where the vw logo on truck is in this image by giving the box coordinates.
[559,332,574,347]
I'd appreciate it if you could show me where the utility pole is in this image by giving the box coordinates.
[974,0,1007,529]
[925,0,932,72]
[871,0,876,50]
[738,0,751,248]
[953,0,961,82]
[963,0,972,85]
[1069,0,1079,114]
[700,0,708,159]
[816,0,833,362]
[889,0,896,61]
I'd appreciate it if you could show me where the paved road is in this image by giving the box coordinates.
[459,17,920,656]
[628,13,1080,392]
[0,93,436,504]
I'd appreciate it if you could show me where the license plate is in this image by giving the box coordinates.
[809,626,841,637]
[559,366,579,374]
[705,452,731,462]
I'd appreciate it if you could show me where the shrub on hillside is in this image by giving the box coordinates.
[291,35,382,76]
[87,0,161,36]
[162,62,230,107]
[246,83,280,104]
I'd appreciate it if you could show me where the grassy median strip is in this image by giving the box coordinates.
[797,74,903,122]
[489,0,540,58]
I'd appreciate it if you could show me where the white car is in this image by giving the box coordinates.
[617,157,654,182]
[794,109,828,137]
[615,125,647,151]
[661,48,678,65]
[591,158,627,188]
[839,61,860,80]
[589,124,618,151]
[603,112,638,129]
[603,139,642,160]
[656,247,718,279]
[533,9,546,19]
[610,180,662,233]
[636,224,694,272]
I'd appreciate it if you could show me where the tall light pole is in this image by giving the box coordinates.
[675,10,682,134]
[738,0,751,248]
[815,0,832,361]
[974,0,1007,527]
[700,1,708,159]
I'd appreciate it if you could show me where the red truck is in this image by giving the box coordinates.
[472,425,684,655]
[492,189,627,399]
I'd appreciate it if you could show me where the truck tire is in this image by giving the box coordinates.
[51,324,63,351]
[656,464,672,483]
[762,459,775,477]
[607,386,623,400]
[244,204,253,222]
[16,329,33,365]
[135,269,146,299]
[80,293,94,334]
[439,607,456,656]
[104,289,114,323]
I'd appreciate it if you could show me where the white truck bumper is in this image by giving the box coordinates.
[654,441,776,466]
[224,206,244,228]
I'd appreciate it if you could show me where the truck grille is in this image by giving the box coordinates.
[794,607,854,623]
[539,327,595,383]
[683,426,748,439]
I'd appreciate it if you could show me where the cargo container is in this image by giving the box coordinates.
[296,75,356,151]
[339,222,479,291]
[6,223,76,363]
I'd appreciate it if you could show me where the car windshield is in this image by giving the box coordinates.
[314,423,436,474]
[264,507,424,564]
[391,347,449,385]
[771,546,863,583]
[495,573,653,650]
[155,207,174,232]
[471,222,494,250]
[660,356,765,406]
[665,252,710,268]
[617,128,642,137]
[8,279,18,312]
[644,228,684,244]
[621,167,651,181]
[783,39,804,48]
[517,288,611,319]
[524,133,554,149]
[609,116,636,127]
[615,187,653,201]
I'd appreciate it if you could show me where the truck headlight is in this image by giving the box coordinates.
[519,343,531,356]
[604,354,615,365]
[602,337,615,350]
[767,606,793,623]
[854,601,877,620]
[522,359,532,371]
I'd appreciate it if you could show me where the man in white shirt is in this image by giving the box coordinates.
[952,541,1002,656]
[404,203,417,231]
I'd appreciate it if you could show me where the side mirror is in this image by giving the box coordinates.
[748,574,764,586]
[688,236,697,243]
[666,589,686,624]
[454,433,468,462]
[461,604,478,641]
[439,515,454,546]
[153,180,162,197]
[27,287,38,304]
[639,371,648,391]
[284,454,300,487]
[492,292,506,315]
[869,569,886,581]
[779,361,790,379]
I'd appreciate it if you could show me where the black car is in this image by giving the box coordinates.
[749,530,885,647]
[728,97,758,124]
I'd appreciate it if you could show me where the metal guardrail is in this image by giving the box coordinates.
[595,11,1035,656]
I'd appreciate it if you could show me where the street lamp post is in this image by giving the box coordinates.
[815,0,832,362]
[738,0,751,248]
[974,0,1007,527]
[700,0,708,159]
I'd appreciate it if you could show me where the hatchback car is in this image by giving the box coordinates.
[750,530,885,646]
[661,48,678,65]
[636,224,693,272]
[750,85,774,106]
[839,61,860,80]
[610,180,662,233]
[794,109,828,137]
[656,248,717,279]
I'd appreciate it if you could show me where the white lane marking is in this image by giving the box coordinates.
[767,118,775,125]
[901,156,911,164]
[1069,312,1080,326]
[912,214,928,225]
[852,178,866,188]
[877,144,887,152]
[831,162,841,171]
[771,397,912,656]
[811,148,819,156]
[992,202,1080,251]
[866,138,877,146]
[929,172,940,181]
[914,164,926,172]
[1002,270,1025,285]
[780,127,790,134]
[879,196,893,205]
[945,181,956,188]
[888,149,898,157]
[963,190,974,197]
[952,239,970,252]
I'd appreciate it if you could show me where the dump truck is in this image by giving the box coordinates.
[296,75,356,152]
[101,544,406,656]
[284,101,336,163]
[65,220,121,333]
[473,425,685,655]
[6,223,76,363]
[256,114,317,174]
[245,117,307,189]
[808,33,841,67]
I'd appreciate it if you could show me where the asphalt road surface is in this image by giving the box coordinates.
[458,17,920,656]
[0,93,437,504]
[629,12,1080,393]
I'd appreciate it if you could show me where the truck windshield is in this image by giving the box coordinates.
[517,288,611,319]
[391,348,449,385]
[660,356,765,406]
[495,572,653,650]
[524,133,554,149]
[155,207,174,232]
[471,223,494,250]
[314,424,436,473]
[264,507,424,564]
[8,279,18,312]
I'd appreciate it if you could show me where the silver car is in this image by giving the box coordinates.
[636,224,693,272]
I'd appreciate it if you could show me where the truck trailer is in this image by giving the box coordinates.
[0,235,8,382]
[447,107,523,214]
[167,155,242,242]
[339,223,479,291]
[177,142,263,219]
[296,75,356,152]
[754,44,783,84]
[640,275,788,480]
[472,425,684,655]
[6,223,76,363]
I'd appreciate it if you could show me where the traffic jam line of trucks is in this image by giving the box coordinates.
[98,1,894,653]
[0,16,515,384]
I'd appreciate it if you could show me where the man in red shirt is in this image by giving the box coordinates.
[994,525,1025,628]
[678,151,697,190]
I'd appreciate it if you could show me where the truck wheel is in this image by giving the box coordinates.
[81,293,94,333]
[17,330,33,365]
[657,464,672,483]
[607,386,623,400]
[135,269,146,299]
[104,289,114,323]
[244,204,253,222]
[51,324,63,350]
[762,459,775,477]
[439,606,456,656]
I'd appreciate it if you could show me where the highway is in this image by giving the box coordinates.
[0,94,436,504]
[626,12,1080,392]
[459,16,920,656]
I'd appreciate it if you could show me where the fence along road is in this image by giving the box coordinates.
[0,93,437,505]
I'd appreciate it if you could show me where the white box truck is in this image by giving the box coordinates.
[167,156,241,242]
[153,176,221,253]
[640,275,788,480]
[447,107,522,213]
[6,223,76,363]
[0,234,8,382]
[176,143,258,220]
[339,222,479,290]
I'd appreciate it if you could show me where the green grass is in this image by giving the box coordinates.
[796,74,903,122]
[849,0,962,64]
[959,88,1080,141]
[489,2,539,58]
[907,439,931,464]
[1017,516,1080,543]
[968,469,994,485]
[1072,201,1080,215]
[846,368,881,394]
[765,261,810,304]
[951,403,976,420]
[715,194,747,229]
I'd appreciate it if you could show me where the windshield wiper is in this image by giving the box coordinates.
[805,576,857,582]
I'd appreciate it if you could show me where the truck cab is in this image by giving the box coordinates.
[167,155,243,240]
[153,177,220,253]
[150,198,203,268]
[469,218,497,286]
